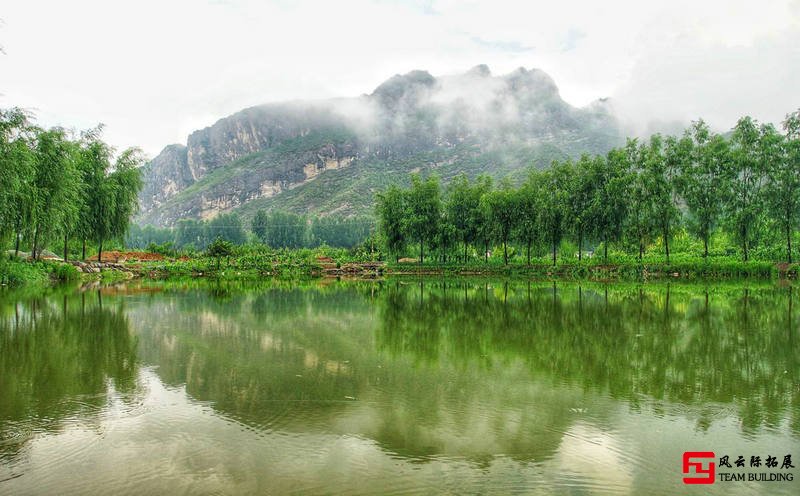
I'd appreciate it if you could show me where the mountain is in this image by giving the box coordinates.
[137,66,623,227]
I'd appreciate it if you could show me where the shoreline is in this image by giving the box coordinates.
[2,256,798,291]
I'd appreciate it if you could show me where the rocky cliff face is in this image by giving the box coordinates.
[138,66,623,226]
[139,144,191,213]
[141,140,358,226]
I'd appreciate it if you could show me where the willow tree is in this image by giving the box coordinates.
[30,128,81,260]
[727,117,769,262]
[404,174,440,264]
[76,130,143,262]
[659,134,690,262]
[516,170,544,265]
[677,121,731,258]
[107,148,145,254]
[769,110,800,262]
[251,210,269,244]
[589,149,629,261]
[541,161,573,266]
[76,130,113,260]
[483,180,518,265]
[0,108,36,256]
[375,184,407,262]
[566,154,597,261]
[446,174,488,263]
[626,135,664,262]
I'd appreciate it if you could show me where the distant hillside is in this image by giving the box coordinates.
[137,65,623,227]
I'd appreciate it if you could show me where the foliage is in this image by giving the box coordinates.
[374,109,800,266]
[206,237,235,270]
[0,109,144,264]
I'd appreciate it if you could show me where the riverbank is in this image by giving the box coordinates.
[0,258,133,289]
[3,253,798,289]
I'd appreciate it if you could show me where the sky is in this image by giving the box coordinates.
[1,0,799,157]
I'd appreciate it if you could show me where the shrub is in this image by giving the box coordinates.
[53,263,80,282]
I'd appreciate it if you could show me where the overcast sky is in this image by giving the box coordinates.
[2,0,798,157]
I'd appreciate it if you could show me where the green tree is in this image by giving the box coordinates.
[206,237,234,270]
[589,151,628,261]
[677,121,730,258]
[446,174,477,263]
[262,211,306,248]
[515,170,544,265]
[659,134,690,262]
[376,184,407,262]
[107,148,145,253]
[770,110,800,262]
[483,181,518,265]
[727,117,768,261]
[404,174,441,264]
[541,161,572,266]
[623,138,666,261]
[30,128,82,260]
[565,155,597,261]
[252,210,269,244]
[174,218,207,249]
[208,213,247,245]
[76,128,114,260]
[0,108,36,256]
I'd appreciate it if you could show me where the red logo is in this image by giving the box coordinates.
[683,452,716,484]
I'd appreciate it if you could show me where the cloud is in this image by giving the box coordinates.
[0,0,797,156]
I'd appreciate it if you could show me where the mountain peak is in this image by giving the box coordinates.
[467,64,492,77]
[137,65,623,226]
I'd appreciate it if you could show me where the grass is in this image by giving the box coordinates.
[3,240,796,290]
[0,258,81,288]
[382,253,790,281]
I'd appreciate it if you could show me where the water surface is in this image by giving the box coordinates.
[1,280,798,494]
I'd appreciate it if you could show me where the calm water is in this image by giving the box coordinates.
[0,279,798,495]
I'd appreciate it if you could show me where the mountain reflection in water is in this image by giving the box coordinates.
[0,280,797,495]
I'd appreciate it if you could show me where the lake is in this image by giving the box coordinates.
[1,279,798,495]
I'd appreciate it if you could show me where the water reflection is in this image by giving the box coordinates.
[0,280,797,494]
[0,290,140,463]
[376,282,799,435]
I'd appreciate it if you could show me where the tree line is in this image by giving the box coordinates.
[1,108,144,262]
[376,111,800,265]
[128,210,374,251]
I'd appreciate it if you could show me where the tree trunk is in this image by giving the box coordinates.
[639,240,643,261]
[82,239,86,261]
[603,236,608,261]
[64,233,69,262]
[703,236,709,258]
[552,232,557,267]
[503,238,508,265]
[98,239,103,263]
[788,224,793,264]
[578,229,583,261]
[464,241,468,264]
[743,225,748,262]
[526,240,531,266]
[484,241,489,263]
[32,225,39,260]
[14,231,21,258]
[664,225,670,264]
[419,239,423,265]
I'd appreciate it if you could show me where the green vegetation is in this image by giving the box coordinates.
[131,244,378,280]
[0,107,144,286]
[377,111,800,270]
[206,237,234,270]
[128,211,374,251]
